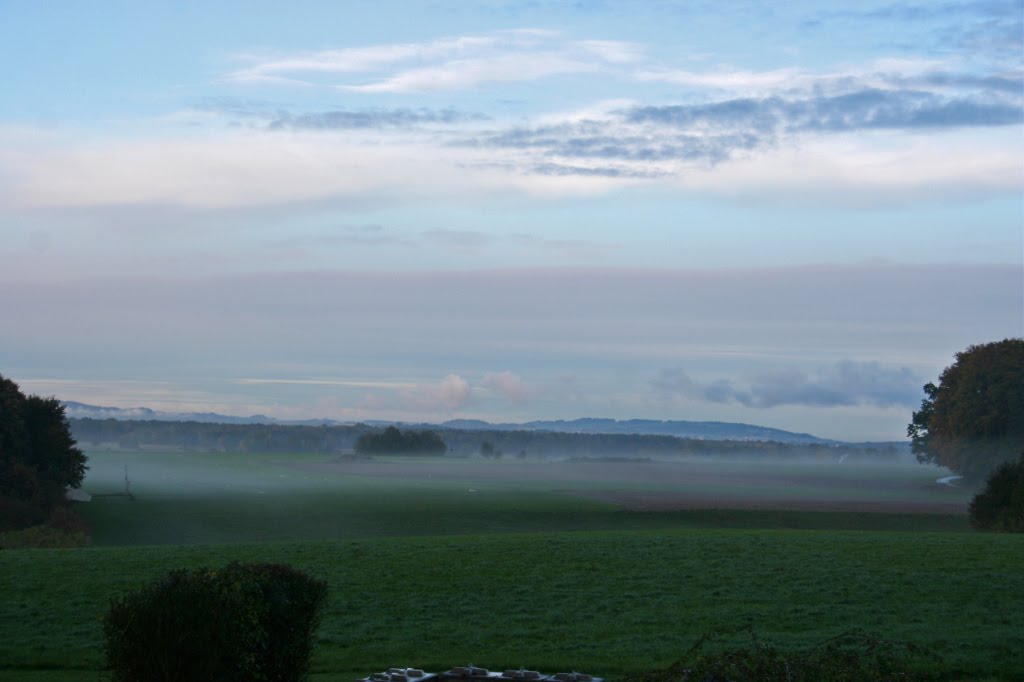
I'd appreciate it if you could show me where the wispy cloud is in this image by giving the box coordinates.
[805,1,1024,57]
[627,88,1022,133]
[238,378,418,389]
[655,361,923,409]
[226,35,504,84]
[458,83,1020,179]
[269,108,488,130]
[2,32,1020,210]
[227,31,643,92]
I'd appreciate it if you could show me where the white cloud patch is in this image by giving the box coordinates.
[228,30,643,93]
[227,35,503,83]
[633,57,956,95]
[480,371,532,403]
[398,373,472,412]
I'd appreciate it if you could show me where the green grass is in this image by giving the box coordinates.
[2,530,1022,680]
[3,450,1012,680]
[76,450,972,545]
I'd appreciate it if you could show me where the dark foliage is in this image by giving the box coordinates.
[909,338,1024,480]
[0,375,86,531]
[103,562,328,682]
[355,426,447,455]
[624,627,933,682]
[969,454,1024,532]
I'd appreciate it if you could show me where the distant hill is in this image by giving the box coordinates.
[440,417,830,445]
[63,401,309,426]
[61,401,905,449]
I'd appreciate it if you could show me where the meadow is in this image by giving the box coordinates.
[2,450,1021,681]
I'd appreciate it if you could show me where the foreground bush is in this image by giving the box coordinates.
[103,562,328,682]
[969,455,1024,532]
[0,524,88,549]
[623,628,932,682]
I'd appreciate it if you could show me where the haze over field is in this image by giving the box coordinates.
[2,1,1021,441]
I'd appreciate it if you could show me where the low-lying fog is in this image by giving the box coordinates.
[81,450,971,515]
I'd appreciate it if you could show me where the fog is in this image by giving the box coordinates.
[81,448,969,518]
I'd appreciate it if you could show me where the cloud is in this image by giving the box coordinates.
[343,53,602,93]
[531,162,665,178]
[805,1,1023,57]
[226,35,503,83]
[454,65,1021,179]
[2,42,1021,211]
[627,88,1022,134]
[473,123,761,165]
[398,374,472,412]
[228,31,643,93]
[269,108,487,130]
[635,66,807,91]
[5,264,1019,437]
[655,361,923,409]
[0,128,488,210]
[481,371,532,403]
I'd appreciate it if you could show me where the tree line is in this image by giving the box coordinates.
[354,426,447,455]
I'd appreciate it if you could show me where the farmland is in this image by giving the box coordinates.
[2,450,1022,680]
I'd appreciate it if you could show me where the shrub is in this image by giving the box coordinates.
[103,562,328,682]
[623,627,932,682]
[0,524,88,549]
[969,455,1024,532]
[47,504,90,535]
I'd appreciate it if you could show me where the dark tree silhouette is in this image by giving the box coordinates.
[908,339,1024,480]
[355,426,446,455]
[969,455,1024,532]
[0,374,87,531]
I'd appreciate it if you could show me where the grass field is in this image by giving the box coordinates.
[3,450,1021,681]
[78,450,973,545]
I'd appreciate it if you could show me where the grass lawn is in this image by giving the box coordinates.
[2,530,1023,680]
[3,450,1015,680]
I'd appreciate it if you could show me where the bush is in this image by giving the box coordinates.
[0,524,88,549]
[969,455,1024,532]
[623,628,932,682]
[46,504,90,535]
[103,562,328,682]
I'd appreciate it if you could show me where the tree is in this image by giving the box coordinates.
[968,454,1024,532]
[908,339,1024,480]
[0,374,87,531]
[354,426,446,455]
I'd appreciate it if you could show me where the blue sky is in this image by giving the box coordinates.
[1,1,1021,440]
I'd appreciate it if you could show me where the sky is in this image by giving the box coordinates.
[1,0,1022,441]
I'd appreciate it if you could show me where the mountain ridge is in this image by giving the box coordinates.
[62,401,904,447]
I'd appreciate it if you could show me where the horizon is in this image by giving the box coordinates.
[61,398,863,443]
[2,1,1022,441]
